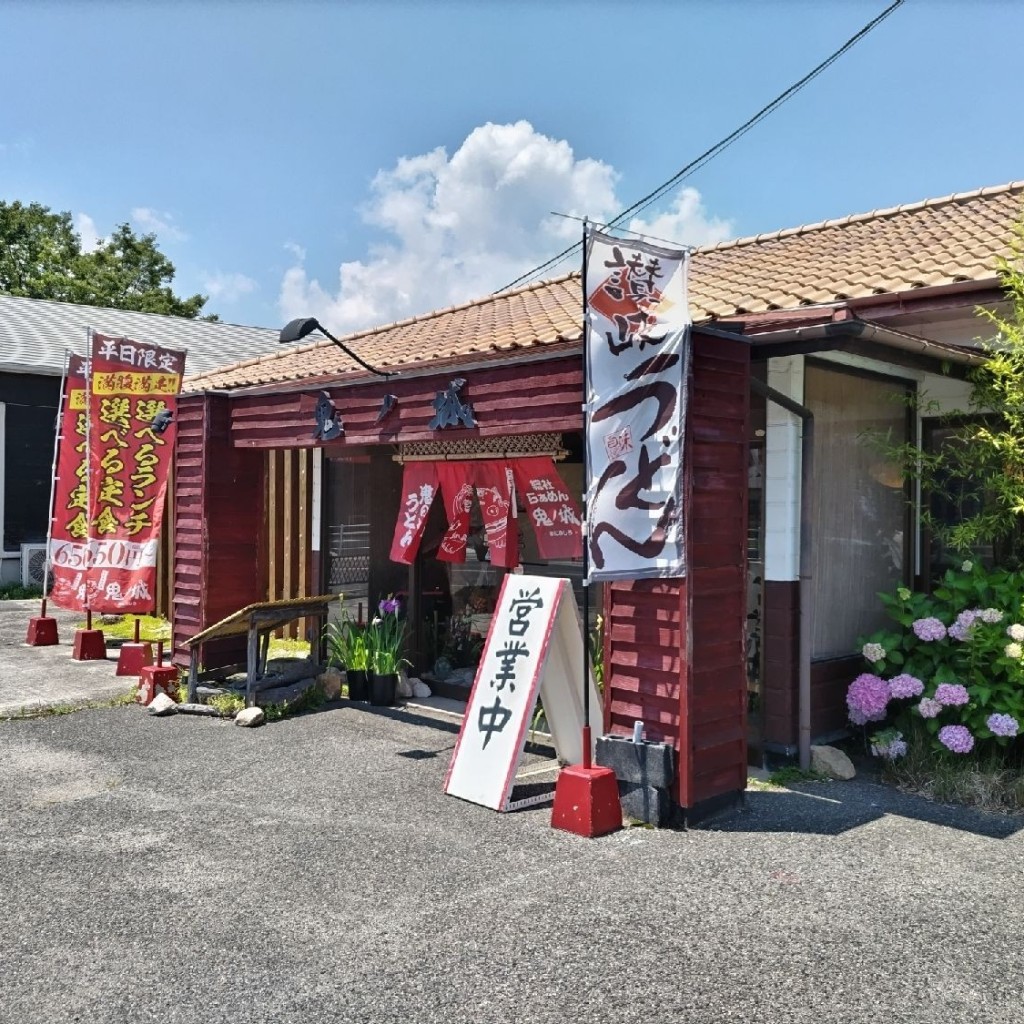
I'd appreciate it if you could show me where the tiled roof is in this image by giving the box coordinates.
[185,179,1024,392]
[0,294,279,377]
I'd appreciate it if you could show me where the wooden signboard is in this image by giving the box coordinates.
[444,574,603,812]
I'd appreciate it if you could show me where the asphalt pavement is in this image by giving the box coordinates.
[0,600,135,717]
[2,693,1022,1024]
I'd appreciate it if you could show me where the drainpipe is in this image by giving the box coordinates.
[750,378,815,771]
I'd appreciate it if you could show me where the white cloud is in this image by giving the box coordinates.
[131,207,187,242]
[74,212,102,251]
[283,241,306,262]
[202,271,257,304]
[279,120,644,333]
[628,187,733,249]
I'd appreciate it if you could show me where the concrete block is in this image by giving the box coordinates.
[619,782,675,828]
[595,735,675,788]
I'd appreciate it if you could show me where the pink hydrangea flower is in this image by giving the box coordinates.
[846,673,890,725]
[938,724,974,754]
[917,697,942,719]
[934,683,970,707]
[888,674,924,700]
[987,713,1019,738]
[912,617,947,641]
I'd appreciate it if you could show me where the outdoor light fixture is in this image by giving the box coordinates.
[278,316,391,377]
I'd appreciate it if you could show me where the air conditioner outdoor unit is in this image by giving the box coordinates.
[21,543,50,589]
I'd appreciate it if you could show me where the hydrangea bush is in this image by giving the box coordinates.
[849,562,1024,760]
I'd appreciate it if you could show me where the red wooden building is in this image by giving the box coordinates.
[172,277,751,815]
[172,179,1022,811]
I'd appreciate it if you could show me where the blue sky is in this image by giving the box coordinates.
[2,0,1022,332]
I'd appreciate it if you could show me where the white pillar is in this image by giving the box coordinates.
[764,356,804,582]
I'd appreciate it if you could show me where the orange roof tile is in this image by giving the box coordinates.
[186,180,1024,391]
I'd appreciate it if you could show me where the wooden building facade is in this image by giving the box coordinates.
[170,326,751,814]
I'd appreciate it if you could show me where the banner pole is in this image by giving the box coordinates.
[41,348,71,617]
[580,218,592,770]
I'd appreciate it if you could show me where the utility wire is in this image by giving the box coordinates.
[495,0,905,294]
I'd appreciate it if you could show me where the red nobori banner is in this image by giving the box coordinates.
[511,456,583,560]
[81,333,185,612]
[48,355,92,610]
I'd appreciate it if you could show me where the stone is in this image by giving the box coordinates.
[317,668,343,701]
[810,744,856,780]
[255,678,314,708]
[411,680,432,698]
[147,693,177,716]
[235,707,265,727]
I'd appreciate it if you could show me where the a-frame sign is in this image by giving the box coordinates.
[444,574,603,812]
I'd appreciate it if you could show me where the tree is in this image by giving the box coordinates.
[0,200,215,320]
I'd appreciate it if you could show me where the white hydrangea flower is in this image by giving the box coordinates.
[861,642,886,663]
[1007,623,1024,642]
[961,560,974,572]
[1005,642,1023,659]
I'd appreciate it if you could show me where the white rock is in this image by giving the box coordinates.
[396,672,414,698]
[412,680,432,698]
[235,707,265,728]
[810,744,855,780]
[147,693,177,716]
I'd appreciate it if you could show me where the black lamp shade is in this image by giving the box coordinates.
[279,317,321,344]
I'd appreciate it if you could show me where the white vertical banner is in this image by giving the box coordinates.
[584,229,691,581]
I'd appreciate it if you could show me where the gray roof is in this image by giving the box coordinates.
[0,294,280,377]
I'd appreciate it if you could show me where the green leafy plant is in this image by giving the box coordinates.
[0,583,44,600]
[851,561,1024,761]
[208,693,246,717]
[366,595,410,675]
[323,611,368,671]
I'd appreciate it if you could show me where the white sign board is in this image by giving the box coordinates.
[444,574,603,812]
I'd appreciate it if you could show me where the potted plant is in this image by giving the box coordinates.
[366,595,409,706]
[324,613,370,701]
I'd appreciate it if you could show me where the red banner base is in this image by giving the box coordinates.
[116,642,154,677]
[26,617,59,646]
[72,629,106,661]
[138,665,179,704]
[551,764,623,838]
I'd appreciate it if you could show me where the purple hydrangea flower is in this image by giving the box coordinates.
[917,697,942,719]
[870,729,908,760]
[948,609,979,642]
[987,713,1019,738]
[938,724,975,754]
[912,617,947,642]
[846,673,890,725]
[934,683,970,707]
[888,674,925,700]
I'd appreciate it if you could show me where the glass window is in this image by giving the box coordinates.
[805,363,910,659]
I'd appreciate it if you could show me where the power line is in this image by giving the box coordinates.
[494,0,905,294]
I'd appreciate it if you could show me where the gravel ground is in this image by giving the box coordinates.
[1,702,1023,1024]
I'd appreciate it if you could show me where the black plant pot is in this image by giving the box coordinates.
[346,669,370,702]
[369,671,398,707]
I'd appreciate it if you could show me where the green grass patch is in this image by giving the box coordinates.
[882,743,1024,814]
[765,766,830,788]
[0,583,44,601]
[74,614,172,643]
[2,688,138,721]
